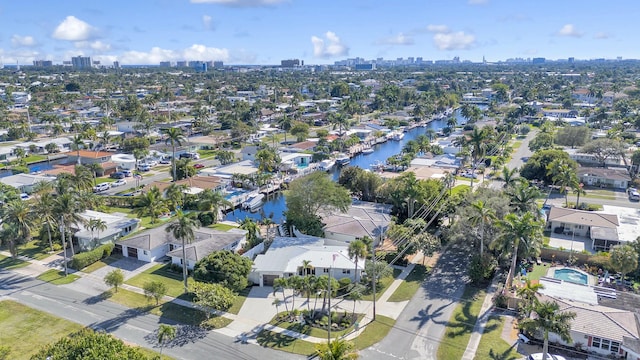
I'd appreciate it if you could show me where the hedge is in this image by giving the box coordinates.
[69,243,114,270]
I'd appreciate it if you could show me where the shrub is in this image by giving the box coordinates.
[338,277,352,291]
[197,212,214,227]
[69,244,113,270]
[469,253,497,285]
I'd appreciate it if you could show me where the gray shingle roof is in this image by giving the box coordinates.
[548,207,619,228]
[166,230,246,262]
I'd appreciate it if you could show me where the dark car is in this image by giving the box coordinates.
[193,163,205,169]
[110,172,125,179]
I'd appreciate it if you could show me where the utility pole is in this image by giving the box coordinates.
[327,264,332,342]
[372,232,378,321]
[59,217,68,276]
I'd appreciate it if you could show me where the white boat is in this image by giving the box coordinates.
[242,193,265,210]
[361,148,374,155]
[336,154,351,166]
[392,131,405,141]
[319,159,336,171]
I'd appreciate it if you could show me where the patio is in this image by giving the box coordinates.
[547,232,595,253]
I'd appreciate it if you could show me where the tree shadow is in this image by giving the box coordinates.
[143,324,208,348]
[488,343,519,360]
[409,302,454,328]
[89,306,149,333]
[0,272,33,291]
[256,330,296,349]
[83,291,113,305]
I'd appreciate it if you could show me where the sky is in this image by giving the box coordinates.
[0,0,637,66]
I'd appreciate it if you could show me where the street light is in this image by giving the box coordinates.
[59,217,68,276]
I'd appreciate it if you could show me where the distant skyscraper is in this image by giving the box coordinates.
[532,57,546,64]
[213,61,224,68]
[281,59,300,67]
[568,57,575,63]
[71,55,92,69]
[33,60,53,67]
[159,61,172,67]
[176,61,187,67]
[113,61,120,69]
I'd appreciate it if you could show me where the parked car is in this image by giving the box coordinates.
[527,353,567,360]
[193,163,205,169]
[121,170,133,177]
[93,183,111,193]
[19,193,31,201]
[110,172,125,179]
[179,152,200,160]
[138,164,151,172]
[112,179,127,187]
[629,190,640,201]
[461,172,477,179]
[160,158,171,164]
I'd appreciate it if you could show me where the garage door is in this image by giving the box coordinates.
[262,275,279,286]
[127,247,138,258]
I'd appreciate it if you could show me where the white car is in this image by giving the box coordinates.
[93,183,111,193]
[527,353,567,360]
[112,179,127,187]
[20,193,31,201]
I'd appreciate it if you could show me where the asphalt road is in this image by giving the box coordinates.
[360,243,471,360]
[0,271,303,360]
[509,129,538,171]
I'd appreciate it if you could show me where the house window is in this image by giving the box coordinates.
[342,269,350,274]
[611,342,620,353]
[591,337,620,352]
[592,337,601,348]
[323,268,329,273]
[143,250,148,255]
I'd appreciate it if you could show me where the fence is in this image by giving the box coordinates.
[241,242,265,260]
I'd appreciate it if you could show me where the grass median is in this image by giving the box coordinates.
[437,286,486,360]
[388,265,429,302]
[36,269,80,285]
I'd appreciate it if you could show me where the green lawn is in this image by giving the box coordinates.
[0,300,84,360]
[36,269,80,285]
[525,263,551,281]
[227,287,251,315]
[197,149,218,159]
[582,193,616,200]
[81,255,123,273]
[95,177,115,185]
[388,265,429,302]
[269,312,364,339]
[437,286,486,360]
[451,185,471,196]
[208,223,238,231]
[107,289,232,328]
[361,268,402,301]
[474,315,520,360]
[125,263,194,298]
[15,240,53,260]
[0,254,29,269]
[23,154,47,164]
[256,315,396,356]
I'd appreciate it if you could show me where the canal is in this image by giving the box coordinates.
[225,109,471,223]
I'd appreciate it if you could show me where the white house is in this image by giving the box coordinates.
[75,210,140,251]
[249,235,361,287]
[546,207,622,251]
[199,159,259,182]
[279,152,313,172]
[116,224,245,265]
[0,173,56,194]
[577,167,630,189]
[320,201,392,245]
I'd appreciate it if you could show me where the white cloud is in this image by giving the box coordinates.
[468,0,488,4]
[113,44,230,64]
[11,35,37,47]
[433,31,476,50]
[190,0,286,6]
[376,33,414,46]
[202,15,214,30]
[557,24,583,38]
[427,24,450,33]
[52,16,98,41]
[311,31,349,58]
[594,32,611,39]
[74,40,111,52]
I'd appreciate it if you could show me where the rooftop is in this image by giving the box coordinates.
[547,206,619,228]
[320,200,392,240]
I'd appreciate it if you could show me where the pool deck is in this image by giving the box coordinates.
[547,266,597,286]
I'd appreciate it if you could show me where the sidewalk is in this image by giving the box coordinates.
[1,249,418,345]
[461,278,500,360]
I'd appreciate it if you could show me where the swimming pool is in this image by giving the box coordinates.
[554,268,589,285]
[225,190,246,200]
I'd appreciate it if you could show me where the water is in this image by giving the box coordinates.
[554,268,588,285]
[225,108,474,223]
[0,162,55,178]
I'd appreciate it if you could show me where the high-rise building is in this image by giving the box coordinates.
[32,60,53,67]
[159,61,172,67]
[71,55,92,69]
[113,61,120,69]
[281,59,300,68]
[213,61,224,68]
[176,61,187,67]
[532,57,546,64]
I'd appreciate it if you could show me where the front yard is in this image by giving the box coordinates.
[0,254,29,270]
[388,265,429,302]
[36,269,80,285]
[437,286,486,360]
[360,268,402,301]
[474,315,519,360]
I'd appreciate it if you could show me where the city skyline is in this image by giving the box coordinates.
[1,0,638,66]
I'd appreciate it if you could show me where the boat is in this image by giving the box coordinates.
[319,159,336,171]
[336,154,351,166]
[391,131,405,141]
[242,193,265,211]
[361,148,374,155]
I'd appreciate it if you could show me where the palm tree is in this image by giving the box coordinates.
[516,279,544,317]
[348,240,367,283]
[261,217,275,243]
[54,192,86,258]
[165,183,189,212]
[468,200,496,257]
[71,134,84,165]
[498,166,519,188]
[507,180,541,215]
[547,160,577,208]
[315,339,359,360]
[163,128,187,182]
[157,324,176,359]
[273,277,290,313]
[572,181,586,209]
[1,200,34,257]
[70,165,95,192]
[519,300,576,360]
[33,192,57,252]
[135,186,168,224]
[197,189,231,223]
[133,148,149,172]
[166,210,201,293]
[492,212,544,289]
[238,217,260,247]
[278,114,293,143]
[86,163,103,186]
[272,298,282,317]
[87,218,107,247]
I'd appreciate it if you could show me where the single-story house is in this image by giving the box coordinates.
[320,201,392,245]
[0,173,56,194]
[116,223,245,266]
[249,235,361,287]
[546,207,621,251]
[535,294,640,358]
[74,210,140,251]
[577,167,631,189]
[67,150,118,176]
[410,153,462,170]
[199,159,259,182]
[565,148,626,168]
[279,152,313,172]
[144,176,225,194]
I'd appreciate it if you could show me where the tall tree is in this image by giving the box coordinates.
[71,134,85,165]
[469,200,496,257]
[157,324,176,359]
[610,244,639,282]
[197,189,231,223]
[166,210,201,293]
[163,128,187,182]
[135,186,168,223]
[348,240,367,283]
[1,200,34,256]
[519,300,576,360]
